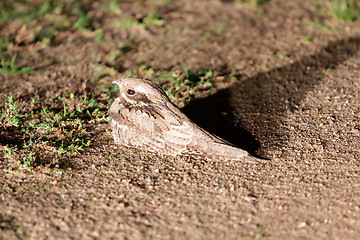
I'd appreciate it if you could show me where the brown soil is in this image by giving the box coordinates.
[1,0,360,239]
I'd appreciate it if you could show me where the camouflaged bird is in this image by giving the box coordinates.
[109,78,263,163]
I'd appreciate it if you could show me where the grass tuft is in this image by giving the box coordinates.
[331,0,360,22]
[0,92,110,173]
[0,54,32,74]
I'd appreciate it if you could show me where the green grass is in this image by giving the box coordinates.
[94,28,104,43]
[74,14,91,31]
[276,51,287,59]
[0,0,95,48]
[113,10,165,30]
[106,1,122,15]
[1,1,65,43]
[0,96,20,128]
[0,0,276,173]
[0,92,110,173]
[302,35,312,41]
[121,65,228,107]
[123,66,218,107]
[143,10,166,27]
[238,0,270,6]
[331,0,360,22]
[0,54,32,74]
[255,224,266,238]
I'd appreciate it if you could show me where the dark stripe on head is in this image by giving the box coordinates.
[136,92,154,105]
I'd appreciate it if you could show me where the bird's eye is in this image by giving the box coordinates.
[127,89,135,95]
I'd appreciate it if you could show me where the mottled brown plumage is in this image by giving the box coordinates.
[109,78,263,163]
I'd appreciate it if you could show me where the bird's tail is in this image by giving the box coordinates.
[185,139,266,163]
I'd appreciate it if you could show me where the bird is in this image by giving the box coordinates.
[109,78,264,163]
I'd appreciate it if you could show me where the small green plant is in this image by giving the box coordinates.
[66,138,91,153]
[255,224,266,238]
[123,66,219,106]
[107,1,122,15]
[0,0,98,47]
[22,151,36,172]
[106,50,122,62]
[74,14,90,31]
[153,68,216,107]
[0,54,32,74]
[238,0,269,6]
[254,0,268,5]
[92,64,117,82]
[276,51,287,59]
[16,225,24,234]
[114,18,139,30]
[303,35,311,41]
[94,28,103,43]
[215,24,225,36]
[331,0,360,22]
[0,91,111,173]
[182,26,190,33]
[143,10,166,27]
[113,10,165,30]
[1,145,17,159]
[215,21,228,35]
[0,96,20,128]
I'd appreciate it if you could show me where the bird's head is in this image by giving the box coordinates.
[113,78,170,106]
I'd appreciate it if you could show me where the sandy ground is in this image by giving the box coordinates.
[1,0,359,239]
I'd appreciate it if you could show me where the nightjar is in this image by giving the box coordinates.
[109,78,263,163]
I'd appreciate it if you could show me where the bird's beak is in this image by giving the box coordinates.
[112,80,121,88]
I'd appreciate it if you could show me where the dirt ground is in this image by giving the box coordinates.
[1,0,360,239]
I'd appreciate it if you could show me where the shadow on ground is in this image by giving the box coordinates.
[182,37,360,156]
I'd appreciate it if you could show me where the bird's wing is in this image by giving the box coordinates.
[111,100,261,163]
[164,101,261,163]
[111,102,191,156]
[164,101,234,144]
